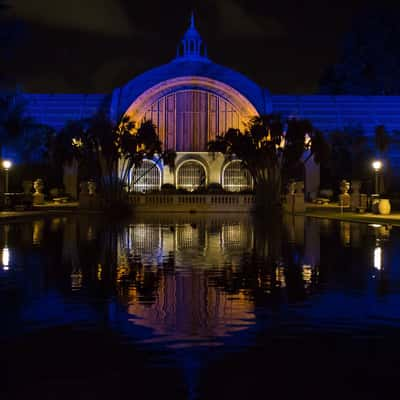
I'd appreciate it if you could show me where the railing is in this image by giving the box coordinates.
[129,193,255,212]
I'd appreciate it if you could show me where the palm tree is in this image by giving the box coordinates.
[68,112,176,206]
[208,114,329,212]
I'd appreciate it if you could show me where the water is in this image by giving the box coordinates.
[1,214,400,399]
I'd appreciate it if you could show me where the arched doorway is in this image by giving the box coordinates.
[222,160,253,192]
[131,160,161,192]
[176,160,207,191]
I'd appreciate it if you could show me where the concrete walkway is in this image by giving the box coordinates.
[1,200,400,227]
[0,202,80,221]
[304,203,400,226]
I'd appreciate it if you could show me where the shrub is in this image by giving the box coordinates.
[207,183,224,193]
[161,183,176,193]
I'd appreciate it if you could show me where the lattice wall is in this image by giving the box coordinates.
[144,89,240,151]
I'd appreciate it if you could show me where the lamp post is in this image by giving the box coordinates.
[372,160,382,195]
[2,160,12,193]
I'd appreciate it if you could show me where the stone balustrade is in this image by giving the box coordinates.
[129,193,255,212]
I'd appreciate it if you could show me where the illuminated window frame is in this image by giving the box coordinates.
[131,159,162,192]
[222,160,253,192]
[176,159,208,191]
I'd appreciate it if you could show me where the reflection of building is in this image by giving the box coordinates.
[117,215,326,346]
[119,215,254,267]
[117,215,257,347]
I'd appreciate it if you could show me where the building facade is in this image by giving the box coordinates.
[23,15,400,198]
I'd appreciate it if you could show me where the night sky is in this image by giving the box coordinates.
[1,0,397,94]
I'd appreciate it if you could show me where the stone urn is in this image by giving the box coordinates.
[339,180,351,207]
[378,199,391,215]
[33,178,44,194]
[340,180,350,195]
[33,179,45,204]
[88,180,97,196]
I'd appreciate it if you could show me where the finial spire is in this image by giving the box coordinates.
[175,12,209,61]
[190,11,195,28]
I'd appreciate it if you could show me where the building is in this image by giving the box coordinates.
[22,14,400,198]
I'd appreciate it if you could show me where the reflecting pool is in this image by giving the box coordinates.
[1,214,400,399]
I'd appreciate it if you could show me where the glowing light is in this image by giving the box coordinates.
[302,264,313,287]
[304,133,312,147]
[369,224,382,228]
[372,160,382,171]
[72,137,83,148]
[97,264,102,281]
[374,246,382,270]
[2,247,9,269]
[275,265,286,288]
[277,137,286,149]
[2,160,12,170]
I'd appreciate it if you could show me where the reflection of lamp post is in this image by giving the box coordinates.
[372,160,382,195]
[2,247,9,270]
[2,225,10,271]
[2,160,12,193]
[374,246,382,270]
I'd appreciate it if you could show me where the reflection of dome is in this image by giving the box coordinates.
[127,273,255,348]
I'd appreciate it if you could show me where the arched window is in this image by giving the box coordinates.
[177,160,207,191]
[131,160,161,192]
[142,89,241,151]
[222,160,252,192]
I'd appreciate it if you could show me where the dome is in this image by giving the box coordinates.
[110,13,270,121]
[116,59,265,118]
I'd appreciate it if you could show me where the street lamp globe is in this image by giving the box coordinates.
[2,160,12,170]
[372,160,382,171]
[372,159,383,195]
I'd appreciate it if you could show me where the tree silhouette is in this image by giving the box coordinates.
[208,115,329,211]
[320,6,400,94]
[63,113,176,205]
[0,92,51,163]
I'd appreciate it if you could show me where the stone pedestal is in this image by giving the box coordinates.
[339,193,351,207]
[284,193,305,213]
[350,180,361,211]
[79,181,103,209]
[33,193,45,205]
[360,194,368,211]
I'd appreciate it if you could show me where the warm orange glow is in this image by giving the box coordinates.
[124,76,259,132]
[126,274,255,348]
